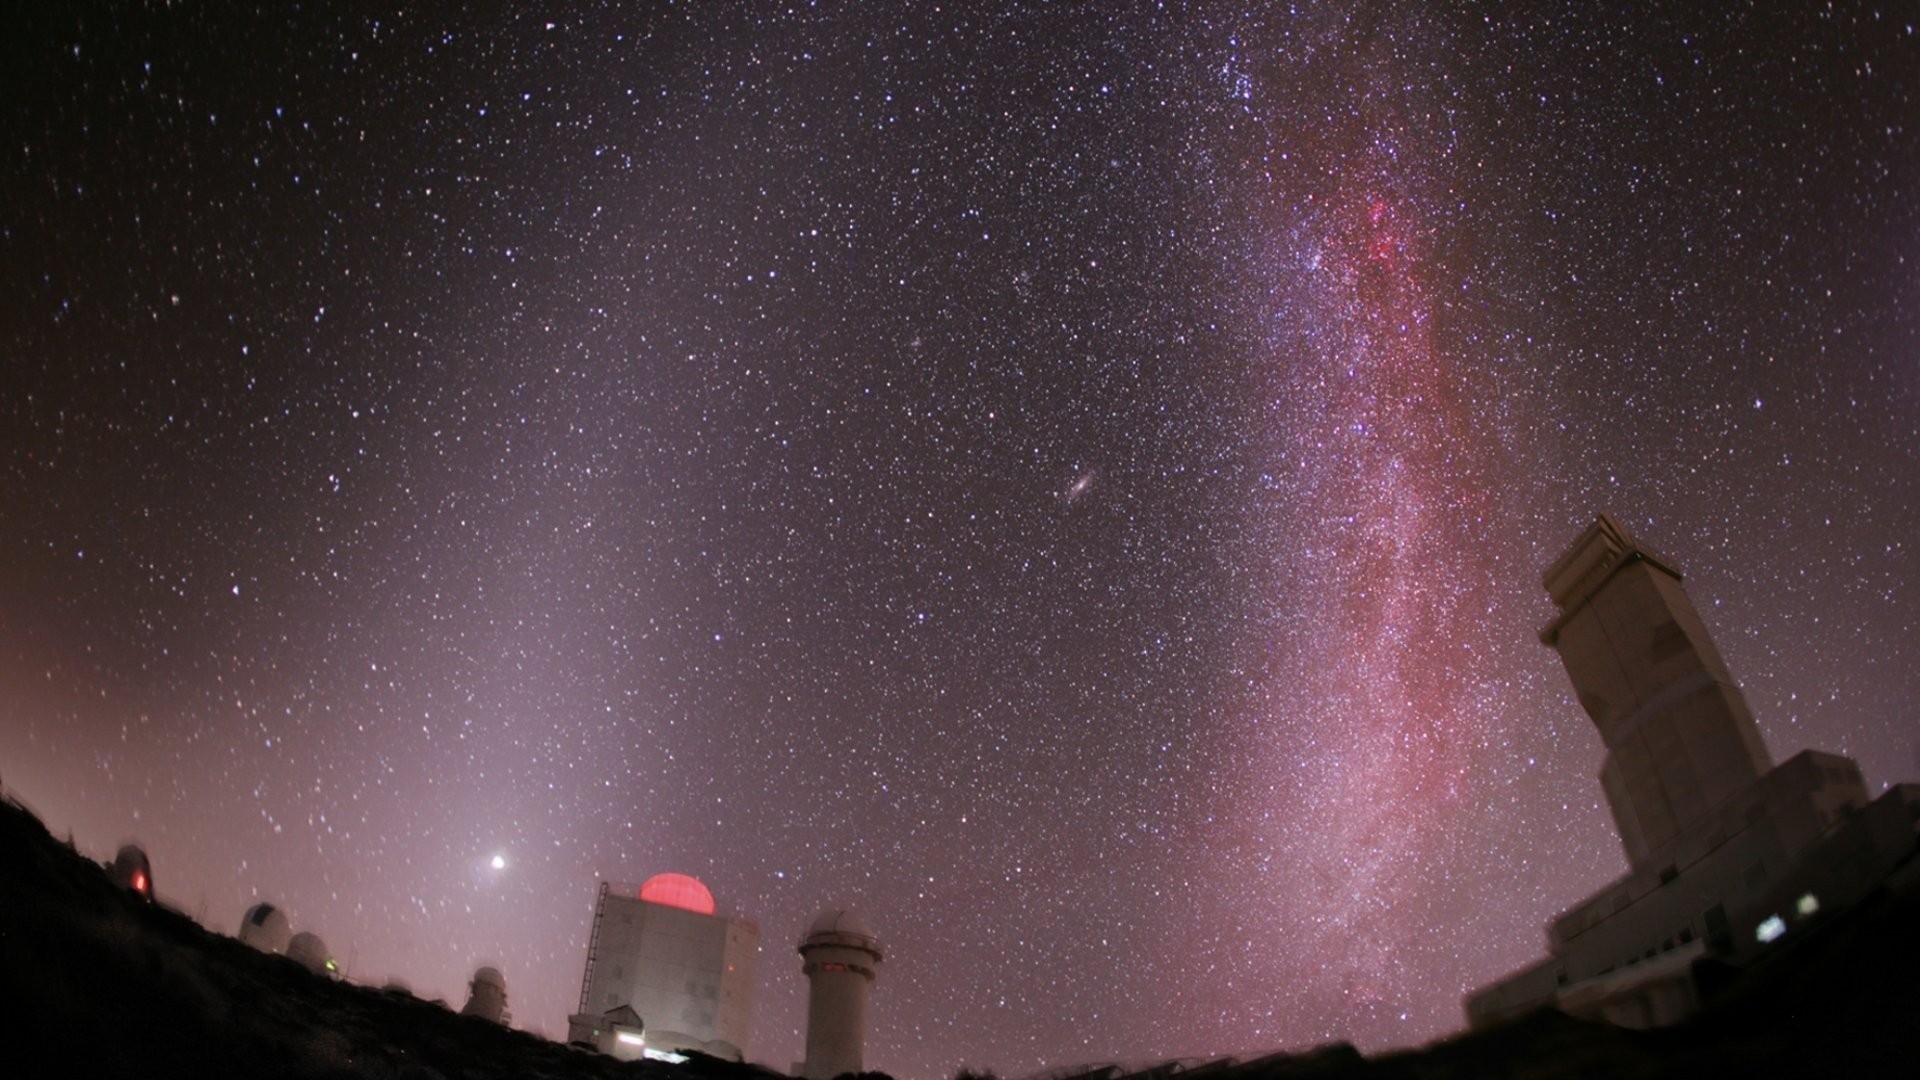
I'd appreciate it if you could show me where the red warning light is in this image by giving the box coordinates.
[131,870,149,896]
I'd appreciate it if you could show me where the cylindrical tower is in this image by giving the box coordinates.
[798,910,882,1080]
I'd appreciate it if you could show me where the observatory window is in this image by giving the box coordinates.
[1796,893,1820,918]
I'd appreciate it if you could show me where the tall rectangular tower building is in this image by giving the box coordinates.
[1540,514,1772,869]
[1467,514,1919,1031]
[577,874,758,1057]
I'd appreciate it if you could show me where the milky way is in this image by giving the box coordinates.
[3,5,1917,1078]
[1230,181,1494,1032]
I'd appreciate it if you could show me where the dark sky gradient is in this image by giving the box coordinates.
[4,4,1916,1077]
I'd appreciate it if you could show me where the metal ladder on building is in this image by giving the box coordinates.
[578,880,610,1015]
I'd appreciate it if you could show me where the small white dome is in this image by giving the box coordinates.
[238,903,293,955]
[801,909,881,960]
[807,909,874,939]
[287,931,333,976]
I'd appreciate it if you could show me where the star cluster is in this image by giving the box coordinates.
[3,4,1916,1078]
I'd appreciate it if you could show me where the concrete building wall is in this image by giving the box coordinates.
[1548,750,1869,954]
[581,888,757,1053]
[1542,517,1770,869]
[801,943,874,1079]
[716,919,758,1050]
[1724,784,1920,955]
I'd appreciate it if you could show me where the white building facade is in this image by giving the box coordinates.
[576,873,758,1059]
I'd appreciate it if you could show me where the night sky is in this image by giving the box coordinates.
[4,4,1916,1077]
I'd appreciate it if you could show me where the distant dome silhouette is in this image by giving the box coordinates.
[462,965,509,1024]
[108,844,153,901]
[286,931,333,976]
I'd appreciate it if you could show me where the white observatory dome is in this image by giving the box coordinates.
[462,965,510,1024]
[238,903,293,955]
[803,910,880,955]
[286,931,334,976]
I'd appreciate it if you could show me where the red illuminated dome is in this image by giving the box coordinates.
[639,872,716,915]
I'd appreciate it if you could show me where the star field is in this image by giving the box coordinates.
[3,4,1916,1077]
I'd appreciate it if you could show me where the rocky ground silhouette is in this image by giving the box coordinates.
[3,791,1914,1079]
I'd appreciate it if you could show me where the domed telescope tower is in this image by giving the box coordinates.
[462,966,510,1024]
[287,931,336,977]
[107,844,154,902]
[798,910,882,1080]
[238,902,293,954]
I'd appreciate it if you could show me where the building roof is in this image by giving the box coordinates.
[801,909,881,956]
[638,872,716,915]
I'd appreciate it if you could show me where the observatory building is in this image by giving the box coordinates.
[461,966,510,1025]
[286,931,336,977]
[570,873,757,1060]
[106,844,154,902]
[798,910,883,1080]
[1467,515,1920,1029]
[237,903,292,954]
